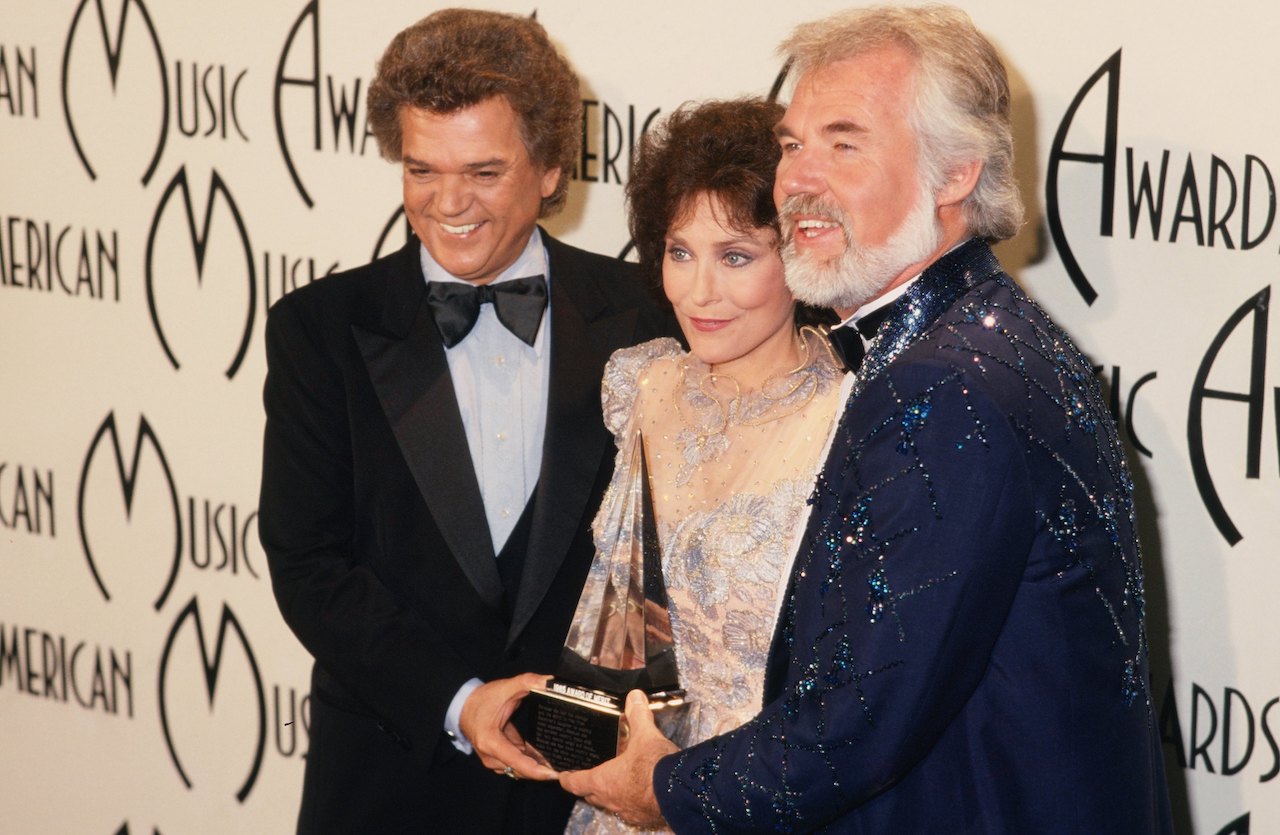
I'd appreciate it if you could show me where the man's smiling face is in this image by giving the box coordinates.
[400,96,560,284]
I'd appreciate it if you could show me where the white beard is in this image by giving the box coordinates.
[780,185,942,312]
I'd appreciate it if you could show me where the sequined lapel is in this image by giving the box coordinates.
[850,238,1004,399]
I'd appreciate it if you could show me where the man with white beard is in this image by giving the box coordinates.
[560,6,1174,832]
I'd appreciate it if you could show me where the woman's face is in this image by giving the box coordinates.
[663,192,797,385]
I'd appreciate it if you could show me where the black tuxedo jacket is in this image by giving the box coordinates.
[259,231,670,834]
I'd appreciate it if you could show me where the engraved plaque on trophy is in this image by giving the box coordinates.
[517,431,685,771]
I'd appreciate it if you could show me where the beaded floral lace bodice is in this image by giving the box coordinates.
[566,328,843,835]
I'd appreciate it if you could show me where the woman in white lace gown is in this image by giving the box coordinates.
[564,99,843,834]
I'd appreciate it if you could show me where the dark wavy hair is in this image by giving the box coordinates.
[367,9,581,217]
[626,99,835,325]
[627,98,784,286]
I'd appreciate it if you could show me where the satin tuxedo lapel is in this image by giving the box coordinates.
[352,243,504,611]
[509,234,640,643]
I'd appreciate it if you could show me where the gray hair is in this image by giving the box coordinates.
[779,4,1024,241]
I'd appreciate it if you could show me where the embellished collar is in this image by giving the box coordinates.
[850,238,1004,396]
[672,327,842,486]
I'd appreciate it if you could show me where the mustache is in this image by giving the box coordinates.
[778,195,852,248]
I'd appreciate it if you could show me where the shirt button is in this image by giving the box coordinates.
[501,508,511,519]
[496,432,508,442]
[494,355,506,366]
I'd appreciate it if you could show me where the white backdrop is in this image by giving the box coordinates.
[1,1,1276,832]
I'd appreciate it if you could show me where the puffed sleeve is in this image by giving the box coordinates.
[599,337,682,442]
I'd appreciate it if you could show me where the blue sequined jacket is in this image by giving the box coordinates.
[653,239,1173,833]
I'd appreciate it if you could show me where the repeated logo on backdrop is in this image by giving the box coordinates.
[55,0,345,377]
[274,0,378,208]
[1160,676,1280,784]
[1048,52,1278,305]
[0,462,55,539]
[7,0,658,828]
[3,2,1276,832]
[76,412,267,607]
[145,168,257,379]
[78,412,181,610]
[0,216,121,300]
[1,37,123,300]
[1046,49,1279,547]
[158,595,266,803]
[11,3,663,825]
[62,0,169,184]
[0,43,38,117]
[60,411,310,807]
[0,618,133,716]
[1046,47,1275,826]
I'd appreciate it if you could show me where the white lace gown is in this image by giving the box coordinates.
[566,328,844,834]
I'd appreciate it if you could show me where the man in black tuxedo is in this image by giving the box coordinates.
[258,10,668,833]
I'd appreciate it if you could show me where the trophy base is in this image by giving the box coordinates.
[518,680,686,772]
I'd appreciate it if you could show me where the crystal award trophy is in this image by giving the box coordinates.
[518,431,685,771]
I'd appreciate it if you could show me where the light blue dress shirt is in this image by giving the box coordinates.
[421,229,551,754]
[420,229,550,554]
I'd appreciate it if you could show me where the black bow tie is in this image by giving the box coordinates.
[826,304,896,372]
[426,275,547,348]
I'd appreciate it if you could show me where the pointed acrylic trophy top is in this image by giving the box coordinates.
[557,429,680,696]
[519,430,684,770]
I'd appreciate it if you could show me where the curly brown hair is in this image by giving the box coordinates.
[367,9,581,217]
[626,98,785,287]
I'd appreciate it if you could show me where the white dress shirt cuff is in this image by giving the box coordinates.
[444,677,484,754]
